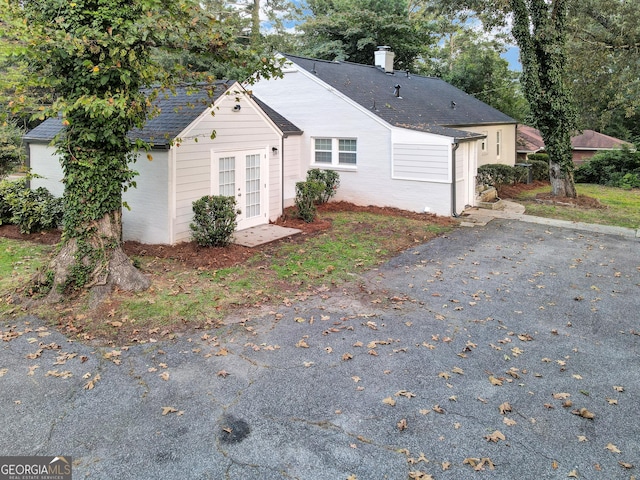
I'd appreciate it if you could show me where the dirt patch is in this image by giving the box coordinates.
[1,202,455,272]
[533,193,605,209]
[499,181,604,209]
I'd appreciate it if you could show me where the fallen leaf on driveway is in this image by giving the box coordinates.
[397,418,408,431]
[395,390,416,398]
[606,443,621,454]
[408,472,433,480]
[499,402,512,414]
[503,417,517,426]
[463,457,495,471]
[577,436,588,442]
[489,376,503,386]
[382,397,396,407]
[552,392,571,399]
[161,406,178,415]
[159,372,170,381]
[613,385,624,392]
[567,469,579,477]
[571,407,595,419]
[485,430,506,442]
[618,461,634,469]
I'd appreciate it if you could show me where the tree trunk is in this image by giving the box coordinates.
[36,209,150,306]
[549,160,577,197]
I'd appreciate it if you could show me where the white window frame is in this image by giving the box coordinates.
[496,130,502,159]
[481,131,488,155]
[312,137,357,169]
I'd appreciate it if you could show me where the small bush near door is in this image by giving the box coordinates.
[306,169,340,203]
[190,195,240,247]
[295,180,324,223]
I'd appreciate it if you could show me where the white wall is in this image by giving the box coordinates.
[29,144,172,244]
[27,87,284,245]
[171,90,283,243]
[29,144,64,197]
[463,124,517,166]
[251,68,457,216]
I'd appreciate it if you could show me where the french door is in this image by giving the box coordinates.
[215,150,266,230]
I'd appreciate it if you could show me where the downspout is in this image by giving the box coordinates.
[451,141,460,217]
[280,134,286,217]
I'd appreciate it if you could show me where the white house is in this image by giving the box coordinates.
[25,49,517,245]
[249,49,517,217]
[24,81,302,245]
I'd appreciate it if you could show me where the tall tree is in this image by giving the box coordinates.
[295,0,436,70]
[567,0,640,142]
[429,0,578,197]
[6,0,279,302]
[417,21,528,121]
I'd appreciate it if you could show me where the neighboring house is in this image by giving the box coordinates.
[249,48,517,217]
[517,125,632,165]
[24,81,302,245]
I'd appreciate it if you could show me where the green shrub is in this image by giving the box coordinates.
[294,180,324,223]
[0,121,25,178]
[306,168,340,204]
[190,195,239,247]
[0,178,24,224]
[524,154,550,181]
[574,146,640,187]
[477,164,516,190]
[0,177,62,233]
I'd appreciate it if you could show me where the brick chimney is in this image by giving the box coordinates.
[375,46,395,74]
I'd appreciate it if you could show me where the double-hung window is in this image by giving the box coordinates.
[314,138,357,167]
[496,130,502,159]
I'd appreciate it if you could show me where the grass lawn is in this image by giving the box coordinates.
[511,183,640,229]
[0,210,452,343]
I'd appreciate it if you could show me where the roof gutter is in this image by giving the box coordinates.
[451,142,460,218]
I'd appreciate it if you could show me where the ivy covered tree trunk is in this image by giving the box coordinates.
[510,0,578,198]
[23,0,154,302]
[16,0,280,303]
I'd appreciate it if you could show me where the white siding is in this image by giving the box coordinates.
[171,90,282,243]
[29,144,64,197]
[124,150,170,244]
[392,144,450,182]
[29,145,171,244]
[462,124,517,166]
[252,69,458,215]
[282,136,303,207]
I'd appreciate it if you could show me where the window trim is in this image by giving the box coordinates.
[496,129,502,159]
[312,137,358,169]
[481,131,488,155]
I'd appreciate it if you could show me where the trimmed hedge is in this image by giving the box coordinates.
[476,164,515,190]
[190,195,239,247]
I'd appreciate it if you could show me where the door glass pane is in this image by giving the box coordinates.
[219,156,235,197]
[245,154,261,218]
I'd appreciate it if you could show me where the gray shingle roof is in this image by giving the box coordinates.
[24,81,301,147]
[252,96,302,136]
[285,54,516,140]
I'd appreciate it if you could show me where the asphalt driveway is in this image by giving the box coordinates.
[1,218,639,479]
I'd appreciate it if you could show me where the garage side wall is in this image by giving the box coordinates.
[28,144,172,244]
